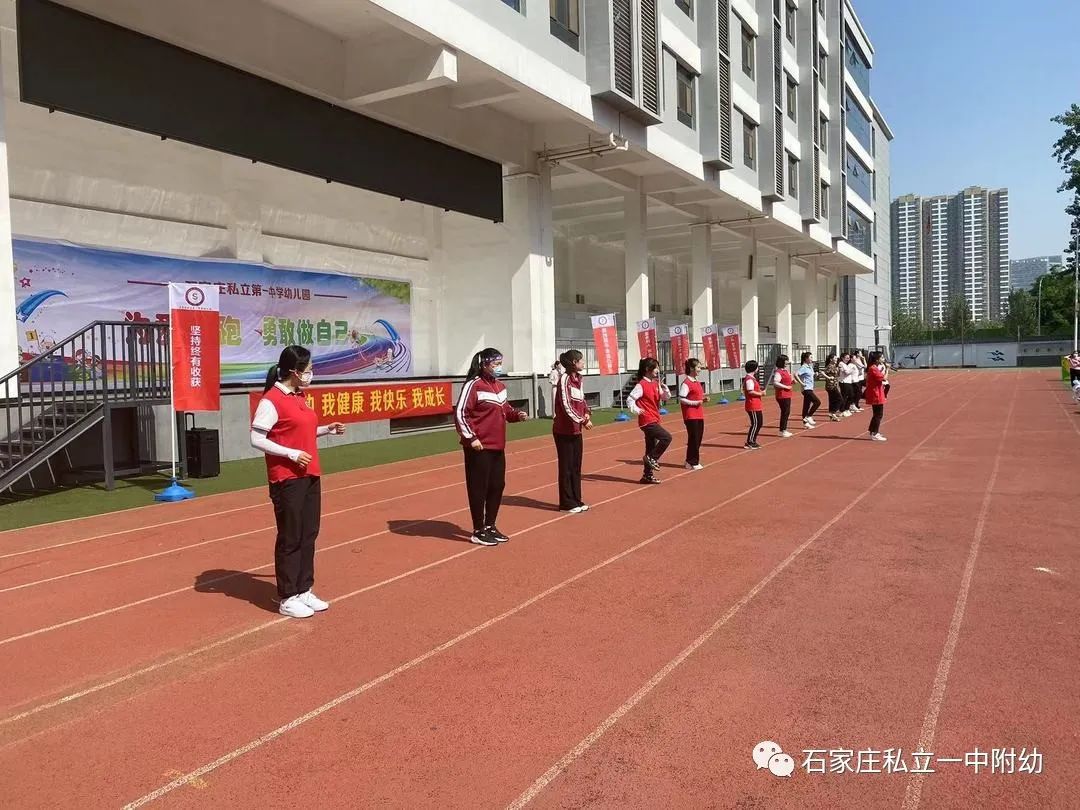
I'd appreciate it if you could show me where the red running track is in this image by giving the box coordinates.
[1,370,1077,809]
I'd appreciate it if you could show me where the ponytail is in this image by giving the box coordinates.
[465,347,503,381]
[263,364,281,393]
[559,349,583,373]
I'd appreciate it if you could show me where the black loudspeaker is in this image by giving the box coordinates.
[184,421,220,478]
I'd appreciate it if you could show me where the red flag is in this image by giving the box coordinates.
[669,324,690,371]
[636,318,658,360]
[590,313,620,376]
[169,283,220,412]
[702,325,722,371]
[721,325,742,369]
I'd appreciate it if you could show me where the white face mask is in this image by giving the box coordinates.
[298,370,313,386]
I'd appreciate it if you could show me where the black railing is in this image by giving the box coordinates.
[1,321,170,486]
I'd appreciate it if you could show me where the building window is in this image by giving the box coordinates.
[819,114,828,153]
[675,0,693,18]
[743,115,757,170]
[740,24,755,79]
[787,152,799,199]
[847,205,872,255]
[785,3,796,43]
[549,0,580,49]
[874,254,878,284]
[818,47,827,88]
[786,77,797,122]
[820,181,829,219]
[676,63,696,128]
[501,0,522,10]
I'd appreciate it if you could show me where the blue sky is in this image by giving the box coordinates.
[856,0,1079,259]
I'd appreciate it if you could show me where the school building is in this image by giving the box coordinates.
[0,0,891,482]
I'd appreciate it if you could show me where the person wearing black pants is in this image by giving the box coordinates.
[627,357,671,484]
[772,355,795,437]
[679,358,707,470]
[455,348,528,545]
[743,360,765,448]
[551,349,593,512]
[251,345,345,619]
[864,350,889,442]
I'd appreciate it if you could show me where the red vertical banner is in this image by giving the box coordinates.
[721,325,742,369]
[590,313,620,376]
[169,283,221,412]
[636,318,658,360]
[702,325,722,371]
[669,324,690,371]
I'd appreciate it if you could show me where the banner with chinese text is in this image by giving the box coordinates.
[249,381,453,425]
[169,283,220,411]
[669,324,690,372]
[636,318,658,361]
[590,313,619,375]
[12,237,413,384]
[722,325,742,369]
[702,325,722,371]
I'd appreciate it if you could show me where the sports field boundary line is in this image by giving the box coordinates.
[0,376,962,729]
[116,376,976,809]
[901,376,1018,810]
[505,378,995,808]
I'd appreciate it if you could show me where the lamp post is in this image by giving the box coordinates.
[1072,226,1079,352]
[1037,276,1044,336]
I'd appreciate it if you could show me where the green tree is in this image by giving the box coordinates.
[944,296,973,339]
[1004,290,1038,338]
[1033,265,1076,336]
[891,310,927,345]
[1051,104,1080,271]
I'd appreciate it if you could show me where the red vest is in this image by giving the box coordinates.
[634,378,663,428]
[863,364,887,405]
[680,378,705,421]
[774,368,794,400]
[743,374,763,412]
[261,386,321,483]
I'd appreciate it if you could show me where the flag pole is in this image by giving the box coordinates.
[156,284,195,502]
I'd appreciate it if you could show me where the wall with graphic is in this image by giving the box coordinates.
[12,238,413,383]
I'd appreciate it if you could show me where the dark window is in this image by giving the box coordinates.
[786,77,797,122]
[743,115,757,169]
[502,0,522,10]
[785,3,796,43]
[676,63,696,128]
[818,47,827,88]
[847,204,872,255]
[819,114,828,153]
[846,148,872,203]
[549,0,581,49]
[844,30,871,96]
[845,93,873,152]
[788,152,799,199]
[741,24,755,78]
[821,182,830,219]
[675,0,693,18]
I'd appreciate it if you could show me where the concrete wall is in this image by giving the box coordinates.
[893,339,1073,368]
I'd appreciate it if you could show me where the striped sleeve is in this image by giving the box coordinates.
[560,374,588,424]
[454,378,480,440]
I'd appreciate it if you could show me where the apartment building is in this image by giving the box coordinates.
[891,187,1009,325]
[1010,255,1062,292]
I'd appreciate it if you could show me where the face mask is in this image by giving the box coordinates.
[298,370,314,386]
[492,365,505,377]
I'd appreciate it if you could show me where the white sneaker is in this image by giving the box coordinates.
[567,505,585,514]
[803,420,817,430]
[780,431,793,438]
[687,463,704,471]
[808,417,818,426]
[298,590,330,612]
[279,595,315,618]
[830,414,841,422]
[578,504,590,512]
[870,433,888,442]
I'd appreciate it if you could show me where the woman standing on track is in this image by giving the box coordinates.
[551,349,593,513]
[864,350,889,442]
[1067,351,1080,385]
[772,355,795,437]
[797,351,820,429]
[853,350,867,412]
[679,357,707,470]
[822,354,844,421]
[838,352,859,416]
[455,348,529,546]
[251,345,345,619]
[626,357,671,485]
[743,360,764,449]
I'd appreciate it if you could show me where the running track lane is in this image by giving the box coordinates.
[0,376,965,806]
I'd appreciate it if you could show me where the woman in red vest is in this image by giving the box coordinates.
[626,357,671,485]
[771,354,795,437]
[743,360,764,449]
[679,357,707,470]
[454,348,529,545]
[250,346,345,619]
[864,350,889,442]
[551,349,593,513]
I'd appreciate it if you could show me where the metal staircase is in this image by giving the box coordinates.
[1,321,171,492]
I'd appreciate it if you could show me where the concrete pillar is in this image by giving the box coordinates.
[624,184,649,369]
[423,207,448,376]
[690,224,713,340]
[802,261,819,350]
[775,251,792,352]
[505,164,556,375]
[0,59,18,385]
[826,273,841,349]
[740,236,759,366]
